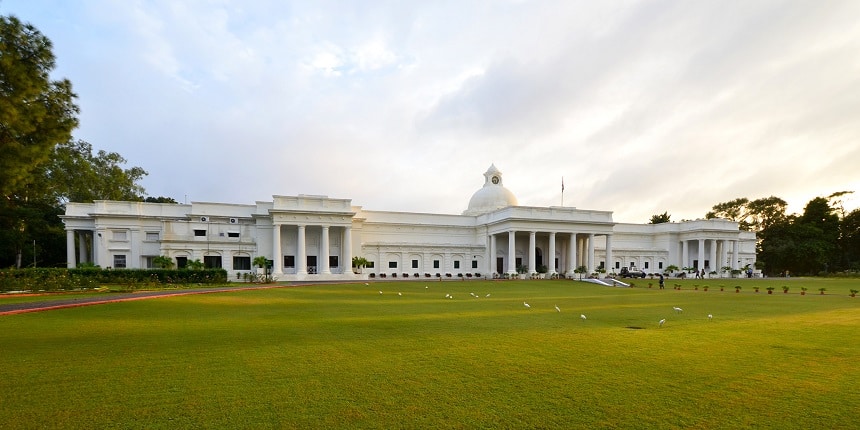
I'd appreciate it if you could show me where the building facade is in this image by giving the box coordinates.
[61,165,756,280]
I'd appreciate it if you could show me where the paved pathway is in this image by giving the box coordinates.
[0,284,297,316]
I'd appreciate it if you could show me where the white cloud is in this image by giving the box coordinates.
[3,0,859,220]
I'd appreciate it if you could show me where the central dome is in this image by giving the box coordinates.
[463,164,518,215]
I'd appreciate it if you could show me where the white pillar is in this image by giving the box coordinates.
[297,224,307,275]
[548,232,557,275]
[732,240,739,270]
[78,232,88,264]
[605,234,613,274]
[507,231,516,275]
[343,226,352,275]
[568,233,577,274]
[489,234,496,275]
[697,238,705,271]
[528,231,536,274]
[272,225,283,275]
[587,233,595,273]
[320,226,331,274]
[682,240,689,269]
[709,239,717,273]
[66,230,76,268]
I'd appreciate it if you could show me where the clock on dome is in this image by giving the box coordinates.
[491,176,500,184]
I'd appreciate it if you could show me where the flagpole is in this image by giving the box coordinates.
[561,177,564,207]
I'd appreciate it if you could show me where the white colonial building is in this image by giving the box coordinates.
[61,165,756,280]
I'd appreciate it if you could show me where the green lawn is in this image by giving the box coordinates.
[1,279,858,429]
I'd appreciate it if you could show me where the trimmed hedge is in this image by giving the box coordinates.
[0,268,228,292]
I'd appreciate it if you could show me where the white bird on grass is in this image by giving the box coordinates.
[555,305,561,313]
[673,306,683,314]
[364,283,369,286]
[580,314,587,320]
[445,294,451,298]
[398,292,402,296]
[485,293,491,297]
[379,291,383,295]
[708,314,713,321]
[524,302,531,308]
[659,318,666,328]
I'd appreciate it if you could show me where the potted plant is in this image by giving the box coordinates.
[819,287,826,295]
[850,289,858,298]
[782,286,789,294]
[753,286,760,293]
[766,287,775,294]
[703,285,709,292]
[800,286,807,295]
[694,284,699,291]
[735,286,742,293]
[720,285,724,291]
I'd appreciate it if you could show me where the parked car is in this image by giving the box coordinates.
[619,267,646,278]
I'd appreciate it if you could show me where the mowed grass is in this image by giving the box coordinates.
[0,279,858,429]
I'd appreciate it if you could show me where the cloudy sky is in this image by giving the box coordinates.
[4,0,859,222]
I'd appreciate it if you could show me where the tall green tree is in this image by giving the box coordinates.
[1,15,79,197]
[40,139,147,203]
[706,196,787,231]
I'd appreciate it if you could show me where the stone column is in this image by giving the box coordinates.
[698,238,705,270]
[709,239,717,273]
[272,225,283,275]
[548,232,557,275]
[507,231,516,275]
[320,226,331,274]
[528,231,536,274]
[587,233,595,273]
[568,233,578,275]
[343,226,353,275]
[605,234,613,274]
[732,240,739,270]
[66,229,76,268]
[489,234,496,275]
[681,240,688,269]
[78,232,88,264]
[297,224,307,275]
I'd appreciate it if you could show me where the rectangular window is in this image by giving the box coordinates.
[454,261,460,269]
[143,256,155,268]
[658,262,663,269]
[388,261,397,268]
[644,262,650,269]
[412,259,419,269]
[176,256,187,269]
[329,256,339,268]
[284,255,295,268]
[630,262,635,268]
[112,230,127,241]
[194,229,206,237]
[615,261,620,269]
[515,257,522,268]
[472,260,478,269]
[204,256,222,268]
[233,256,251,270]
[227,232,240,238]
[113,254,126,268]
[433,260,440,269]
[145,232,159,241]
[366,261,375,268]
[599,261,605,269]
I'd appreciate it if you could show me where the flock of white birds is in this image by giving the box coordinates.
[366,282,714,328]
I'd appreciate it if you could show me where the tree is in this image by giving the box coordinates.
[1,15,79,198]
[40,139,147,203]
[253,256,270,282]
[144,196,178,203]
[649,212,671,224]
[352,256,369,273]
[706,196,787,231]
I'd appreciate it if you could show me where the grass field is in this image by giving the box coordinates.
[1,278,858,429]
